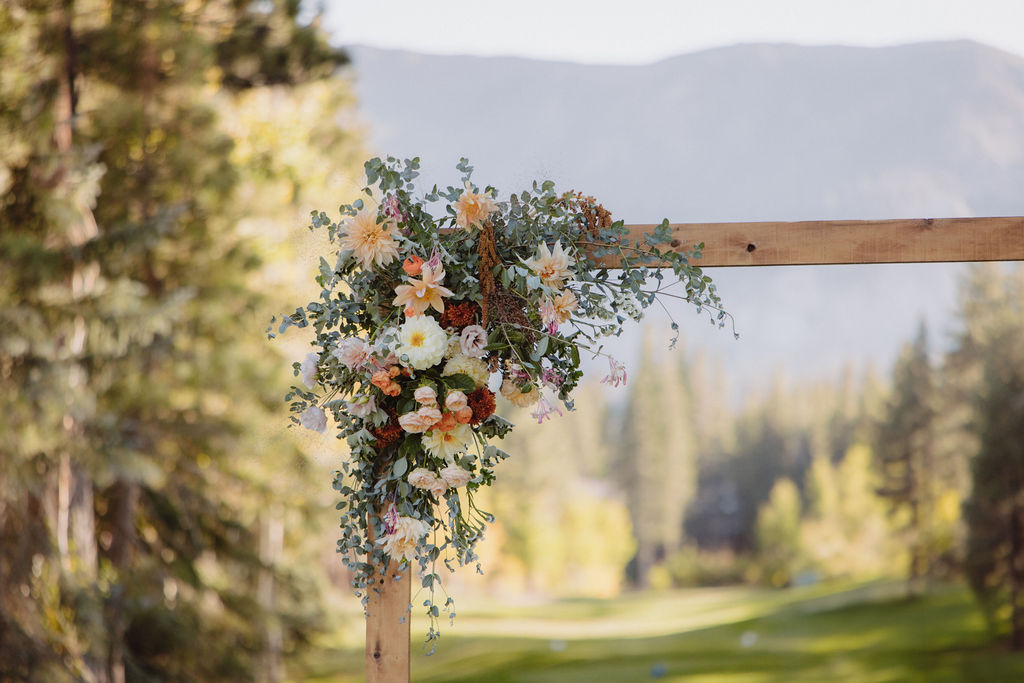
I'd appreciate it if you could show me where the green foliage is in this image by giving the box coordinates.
[959,266,1024,648]
[800,445,903,581]
[755,478,803,587]
[0,0,355,679]
[875,325,959,594]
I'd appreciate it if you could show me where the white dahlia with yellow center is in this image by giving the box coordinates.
[422,423,474,461]
[397,315,448,370]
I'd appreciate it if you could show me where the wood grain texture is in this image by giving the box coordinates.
[365,559,411,682]
[596,217,1024,268]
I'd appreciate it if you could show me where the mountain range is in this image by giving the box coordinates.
[346,41,1024,393]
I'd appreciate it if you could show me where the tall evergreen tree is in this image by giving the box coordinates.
[617,336,696,586]
[874,324,941,596]
[0,2,351,680]
[958,266,1024,650]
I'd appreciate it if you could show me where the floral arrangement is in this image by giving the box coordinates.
[270,157,729,647]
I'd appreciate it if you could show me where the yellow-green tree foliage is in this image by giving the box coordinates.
[618,335,697,587]
[755,478,803,587]
[801,445,903,581]
[486,381,636,596]
[0,2,358,679]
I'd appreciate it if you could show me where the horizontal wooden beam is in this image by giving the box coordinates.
[603,216,1024,268]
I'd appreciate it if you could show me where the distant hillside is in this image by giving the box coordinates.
[346,42,1024,387]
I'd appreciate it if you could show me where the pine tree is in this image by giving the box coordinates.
[1,2,351,679]
[617,335,697,586]
[958,266,1024,650]
[874,324,940,596]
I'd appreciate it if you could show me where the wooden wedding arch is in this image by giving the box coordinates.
[366,215,1024,682]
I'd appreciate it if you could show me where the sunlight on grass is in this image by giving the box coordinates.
[298,582,1023,682]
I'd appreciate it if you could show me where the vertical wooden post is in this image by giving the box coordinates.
[365,559,411,682]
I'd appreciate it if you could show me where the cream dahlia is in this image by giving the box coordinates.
[339,207,400,270]
[453,181,499,231]
[553,289,578,323]
[442,354,490,389]
[397,315,448,370]
[381,515,431,563]
[524,240,574,289]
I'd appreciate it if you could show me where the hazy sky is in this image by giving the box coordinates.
[323,0,1024,63]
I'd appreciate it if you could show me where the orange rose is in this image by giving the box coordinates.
[403,255,424,276]
[434,412,458,432]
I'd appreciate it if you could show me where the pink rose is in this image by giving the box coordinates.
[397,406,442,434]
[445,390,468,411]
[414,386,438,405]
[333,337,372,370]
[460,325,487,358]
[348,394,377,418]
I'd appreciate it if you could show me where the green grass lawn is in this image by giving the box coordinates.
[299,581,1024,682]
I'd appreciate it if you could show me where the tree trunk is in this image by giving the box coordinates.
[106,480,139,683]
[53,4,105,680]
[1010,498,1023,651]
[257,505,285,683]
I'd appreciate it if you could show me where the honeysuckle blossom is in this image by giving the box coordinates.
[382,194,404,222]
[539,298,559,334]
[393,264,454,315]
[524,240,574,289]
[540,367,563,389]
[453,181,498,231]
[299,405,327,432]
[397,315,448,369]
[300,352,319,388]
[440,464,472,489]
[383,504,399,534]
[422,423,473,460]
[601,357,627,388]
[414,386,438,405]
[347,394,377,418]
[380,515,431,563]
[339,206,400,270]
[398,406,442,434]
[333,337,372,370]
[459,324,487,358]
[530,395,563,424]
